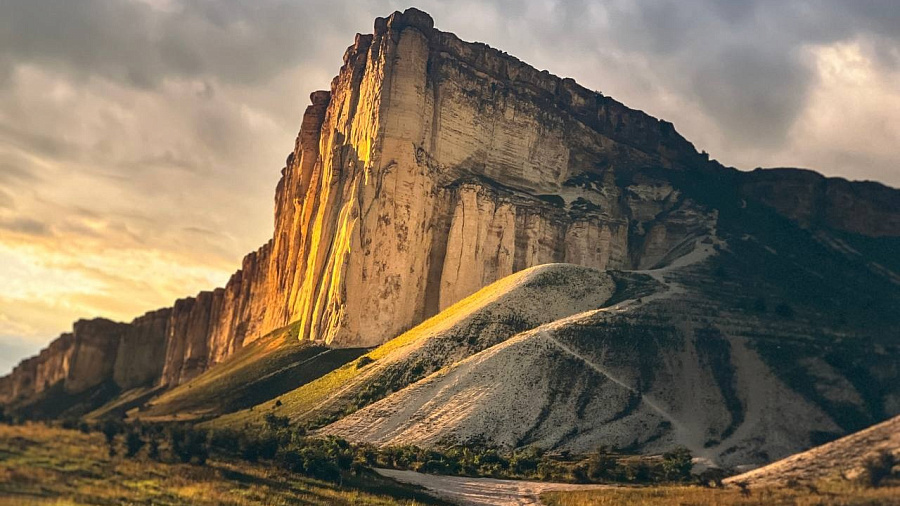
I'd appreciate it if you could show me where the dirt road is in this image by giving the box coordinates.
[375,468,613,505]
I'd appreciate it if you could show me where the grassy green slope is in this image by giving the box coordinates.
[134,322,365,422]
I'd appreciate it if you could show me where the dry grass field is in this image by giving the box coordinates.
[541,482,900,506]
[0,423,445,506]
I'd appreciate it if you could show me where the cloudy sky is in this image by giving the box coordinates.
[1,0,899,374]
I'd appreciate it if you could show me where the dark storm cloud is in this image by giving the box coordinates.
[565,0,900,149]
[1,0,897,154]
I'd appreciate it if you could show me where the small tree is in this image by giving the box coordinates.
[168,426,208,464]
[101,420,122,457]
[586,447,618,481]
[510,447,542,476]
[125,430,145,458]
[774,303,795,319]
[264,412,290,431]
[753,297,767,313]
[662,447,693,482]
[860,450,896,488]
[148,437,161,461]
[571,464,590,483]
[184,429,209,465]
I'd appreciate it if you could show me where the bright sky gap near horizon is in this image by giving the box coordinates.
[1,0,899,374]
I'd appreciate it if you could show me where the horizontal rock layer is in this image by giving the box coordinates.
[2,8,899,404]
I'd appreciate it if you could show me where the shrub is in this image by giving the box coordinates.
[697,467,727,488]
[276,447,305,473]
[753,297,767,313]
[264,412,290,431]
[148,438,160,461]
[356,444,378,466]
[100,420,123,457]
[257,432,280,460]
[860,450,896,488]
[571,464,590,483]
[125,430,145,458]
[774,302,795,319]
[537,460,562,481]
[169,426,209,465]
[586,447,618,481]
[510,446,543,476]
[209,429,241,454]
[356,356,375,369]
[302,450,341,481]
[239,434,261,462]
[662,447,693,482]
[625,461,652,483]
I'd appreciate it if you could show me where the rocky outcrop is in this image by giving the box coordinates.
[3,8,899,403]
[0,313,168,404]
[113,309,170,390]
[740,168,900,238]
[63,319,127,394]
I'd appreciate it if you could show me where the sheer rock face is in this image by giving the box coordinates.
[63,319,126,394]
[114,309,171,390]
[2,8,899,400]
[254,8,714,348]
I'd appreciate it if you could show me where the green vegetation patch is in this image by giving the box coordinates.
[142,322,365,421]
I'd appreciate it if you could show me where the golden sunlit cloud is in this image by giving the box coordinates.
[782,40,900,184]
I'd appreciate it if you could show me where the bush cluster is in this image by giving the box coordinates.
[65,417,697,485]
[860,450,897,488]
[78,420,209,466]
[366,443,694,484]
[207,425,354,481]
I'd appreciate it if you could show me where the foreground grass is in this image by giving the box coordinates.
[0,423,445,506]
[541,481,900,506]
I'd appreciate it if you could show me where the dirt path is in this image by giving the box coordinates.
[375,468,613,505]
